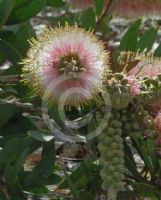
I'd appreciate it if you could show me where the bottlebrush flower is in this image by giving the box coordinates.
[128,54,161,78]
[115,0,161,17]
[68,0,161,17]
[154,112,161,134]
[127,75,140,97]
[22,25,109,107]
[68,0,93,9]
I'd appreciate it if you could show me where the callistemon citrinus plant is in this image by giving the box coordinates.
[21,24,161,199]
[68,0,161,17]
[22,25,109,107]
[115,0,161,17]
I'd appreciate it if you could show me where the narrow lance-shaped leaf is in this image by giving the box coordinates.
[119,19,141,51]
[137,27,158,52]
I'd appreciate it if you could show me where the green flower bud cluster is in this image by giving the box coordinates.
[138,74,161,103]
[120,108,141,137]
[98,111,125,199]
[121,107,156,138]
[103,73,131,110]
[139,108,156,138]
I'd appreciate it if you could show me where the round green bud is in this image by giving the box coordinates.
[98,144,107,153]
[115,128,123,135]
[114,182,125,191]
[115,165,124,173]
[107,165,115,173]
[112,172,120,179]
[115,73,124,80]
[112,120,122,128]
[107,127,116,135]
[103,176,114,186]
[112,158,120,165]
[115,112,121,119]
[121,115,128,122]
[116,150,124,157]
[100,170,106,179]
[124,123,131,131]
[113,135,123,143]
[121,109,128,114]
[132,122,140,130]
[121,79,129,85]
[110,142,119,149]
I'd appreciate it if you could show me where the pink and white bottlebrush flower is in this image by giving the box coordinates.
[68,0,161,17]
[22,25,109,107]
[127,75,140,97]
[68,0,93,9]
[128,54,161,78]
[154,112,161,134]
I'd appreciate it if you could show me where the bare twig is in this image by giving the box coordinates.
[0,75,21,83]
[0,98,41,112]
[94,0,117,32]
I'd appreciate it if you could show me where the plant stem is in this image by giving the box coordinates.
[0,98,41,112]
[94,0,117,32]
[108,187,117,200]
[0,75,21,83]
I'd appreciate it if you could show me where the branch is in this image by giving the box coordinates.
[0,98,41,112]
[0,75,21,83]
[94,0,117,32]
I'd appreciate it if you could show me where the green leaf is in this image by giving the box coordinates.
[9,22,36,56]
[39,173,61,186]
[0,138,22,171]
[154,42,161,56]
[0,0,15,26]
[59,163,84,188]
[14,0,30,9]
[81,7,96,30]
[79,191,94,200]
[47,0,66,7]
[0,192,7,200]
[0,103,14,127]
[7,0,46,24]
[95,0,104,16]
[13,148,30,174]
[49,104,65,129]
[119,19,141,51]
[0,114,38,136]
[24,139,56,188]
[40,139,56,177]
[124,154,145,182]
[0,39,22,65]
[132,182,159,198]
[64,171,80,200]
[24,173,61,191]
[0,136,41,171]
[10,195,26,200]
[28,186,49,195]
[145,139,159,173]
[124,141,145,182]
[118,191,138,199]
[59,161,101,194]
[137,27,158,52]
[131,135,155,178]
[5,164,22,193]
[24,115,42,129]
[28,130,54,142]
